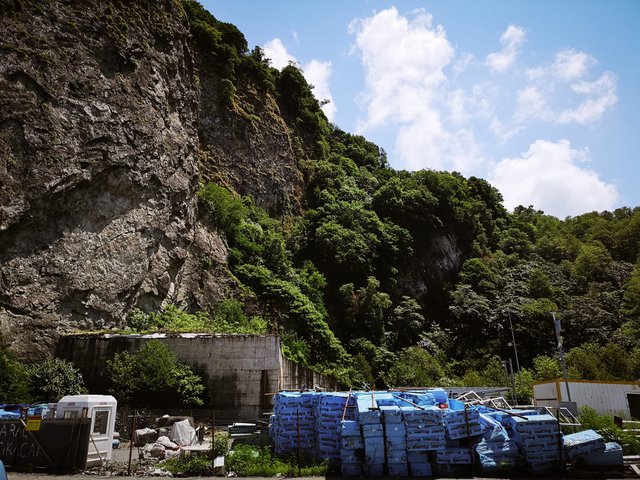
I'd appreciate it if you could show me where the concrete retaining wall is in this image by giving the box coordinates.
[57,334,336,420]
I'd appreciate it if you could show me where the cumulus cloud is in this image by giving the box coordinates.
[262,38,336,122]
[553,48,596,81]
[485,25,526,73]
[263,38,296,70]
[490,140,618,218]
[515,86,551,122]
[349,7,484,173]
[303,60,337,122]
[556,72,617,125]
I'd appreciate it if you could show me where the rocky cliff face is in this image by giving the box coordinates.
[0,0,301,358]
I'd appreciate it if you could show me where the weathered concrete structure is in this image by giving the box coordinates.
[57,334,338,420]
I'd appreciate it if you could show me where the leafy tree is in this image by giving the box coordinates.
[236,264,348,366]
[565,343,608,380]
[0,338,30,403]
[459,257,497,294]
[106,340,206,407]
[28,358,87,401]
[387,296,426,349]
[622,262,640,323]
[386,347,445,387]
[527,268,554,299]
[337,277,392,344]
[573,241,613,282]
[532,355,562,382]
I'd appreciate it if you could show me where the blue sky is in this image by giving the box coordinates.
[201,0,640,218]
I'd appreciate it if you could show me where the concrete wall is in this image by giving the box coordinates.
[281,357,339,391]
[57,334,336,420]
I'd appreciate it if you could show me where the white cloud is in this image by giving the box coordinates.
[349,7,484,173]
[526,67,545,81]
[262,38,337,122]
[515,86,551,122]
[448,89,469,125]
[452,52,474,77]
[485,25,526,73]
[553,48,595,81]
[263,38,296,70]
[557,72,617,124]
[303,60,337,122]
[490,117,523,144]
[490,139,618,218]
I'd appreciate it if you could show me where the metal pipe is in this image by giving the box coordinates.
[553,312,572,402]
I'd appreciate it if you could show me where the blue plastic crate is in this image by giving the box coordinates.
[388,462,409,477]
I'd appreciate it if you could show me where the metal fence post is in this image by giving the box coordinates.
[211,410,216,470]
[127,411,137,476]
[296,408,301,476]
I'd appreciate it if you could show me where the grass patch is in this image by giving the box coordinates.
[163,451,214,476]
[579,406,640,454]
[225,445,328,477]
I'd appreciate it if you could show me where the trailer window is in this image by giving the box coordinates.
[63,410,79,419]
[93,410,110,435]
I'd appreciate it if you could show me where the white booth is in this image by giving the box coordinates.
[56,394,117,467]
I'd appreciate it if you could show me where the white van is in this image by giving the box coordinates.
[56,395,117,467]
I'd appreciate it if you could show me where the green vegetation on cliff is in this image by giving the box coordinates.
[180,0,640,393]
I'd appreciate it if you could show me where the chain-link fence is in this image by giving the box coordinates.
[111,408,282,476]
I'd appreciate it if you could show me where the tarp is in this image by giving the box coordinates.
[169,419,196,446]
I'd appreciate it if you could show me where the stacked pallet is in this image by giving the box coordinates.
[506,414,562,475]
[269,390,622,477]
[270,392,318,456]
[316,393,355,460]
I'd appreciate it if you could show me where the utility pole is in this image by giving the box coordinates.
[508,310,521,403]
[552,312,572,402]
[502,359,516,402]
[508,311,521,373]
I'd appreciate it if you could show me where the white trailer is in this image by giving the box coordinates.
[56,394,117,467]
[533,379,640,419]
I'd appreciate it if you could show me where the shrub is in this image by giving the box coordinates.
[163,451,213,476]
[106,340,206,407]
[225,445,328,477]
[0,338,30,403]
[28,358,87,401]
[579,406,640,454]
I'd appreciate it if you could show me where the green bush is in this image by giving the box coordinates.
[225,445,328,477]
[0,338,30,403]
[579,406,640,454]
[106,340,206,407]
[163,451,213,476]
[28,358,87,401]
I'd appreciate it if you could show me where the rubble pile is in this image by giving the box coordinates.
[269,390,624,477]
[133,416,203,459]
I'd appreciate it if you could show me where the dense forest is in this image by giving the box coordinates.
[172,1,640,393]
[1,0,639,403]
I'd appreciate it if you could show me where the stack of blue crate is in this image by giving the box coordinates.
[340,420,363,477]
[562,429,606,461]
[358,395,385,477]
[474,413,518,474]
[270,392,318,456]
[475,439,519,474]
[382,406,408,477]
[444,408,483,439]
[316,393,355,461]
[403,406,446,452]
[581,442,623,468]
[506,414,562,476]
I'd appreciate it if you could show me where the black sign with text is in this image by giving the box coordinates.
[0,419,90,471]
